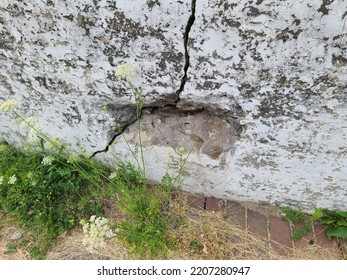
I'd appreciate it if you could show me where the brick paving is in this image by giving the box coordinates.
[224,201,246,229]
[186,194,344,259]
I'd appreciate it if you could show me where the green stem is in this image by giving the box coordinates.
[128,82,146,180]
[172,139,198,187]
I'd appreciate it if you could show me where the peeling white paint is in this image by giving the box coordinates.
[0,0,346,211]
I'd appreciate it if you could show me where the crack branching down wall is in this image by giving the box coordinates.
[175,0,196,102]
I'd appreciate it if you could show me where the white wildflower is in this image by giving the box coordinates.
[82,215,116,253]
[41,156,54,165]
[89,215,96,223]
[0,99,20,112]
[67,152,78,163]
[8,175,17,185]
[113,63,137,81]
[108,172,117,180]
[0,176,3,185]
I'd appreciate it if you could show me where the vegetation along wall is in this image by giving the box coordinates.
[0,0,346,211]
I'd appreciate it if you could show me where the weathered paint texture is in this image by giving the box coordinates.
[0,0,346,211]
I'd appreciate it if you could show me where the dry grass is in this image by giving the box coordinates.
[0,224,31,260]
[0,192,343,260]
[168,196,272,260]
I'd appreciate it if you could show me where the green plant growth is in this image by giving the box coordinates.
[312,209,347,239]
[281,206,347,243]
[104,64,197,258]
[111,165,178,259]
[0,142,106,258]
[0,63,197,259]
[280,206,312,242]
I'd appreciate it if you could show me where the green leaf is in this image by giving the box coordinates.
[335,212,347,218]
[319,217,337,225]
[322,210,347,218]
[326,226,347,239]
[336,218,347,227]
[312,208,324,221]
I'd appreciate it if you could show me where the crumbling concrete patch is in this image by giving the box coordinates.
[126,109,240,160]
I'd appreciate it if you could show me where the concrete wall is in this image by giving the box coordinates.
[0,0,346,211]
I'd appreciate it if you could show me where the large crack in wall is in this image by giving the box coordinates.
[91,0,240,159]
[90,0,198,158]
[175,0,196,99]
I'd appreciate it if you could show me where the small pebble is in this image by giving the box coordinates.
[10,232,22,240]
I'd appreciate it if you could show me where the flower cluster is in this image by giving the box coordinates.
[67,152,78,163]
[41,156,54,166]
[0,99,45,148]
[8,175,17,185]
[81,215,115,253]
[0,175,17,185]
[108,172,117,180]
[113,63,137,81]
[0,99,20,112]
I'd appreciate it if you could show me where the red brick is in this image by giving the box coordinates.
[225,200,243,213]
[247,209,268,238]
[224,201,246,229]
[292,221,314,248]
[205,196,225,212]
[270,241,293,257]
[186,195,205,210]
[269,215,293,248]
[314,223,340,253]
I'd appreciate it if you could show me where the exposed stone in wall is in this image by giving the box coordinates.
[128,109,239,160]
[0,0,346,211]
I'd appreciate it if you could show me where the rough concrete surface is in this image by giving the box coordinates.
[0,0,346,211]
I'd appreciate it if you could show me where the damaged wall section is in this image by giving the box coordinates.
[0,0,346,211]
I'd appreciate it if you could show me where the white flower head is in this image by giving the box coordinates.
[82,215,115,253]
[67,152,78,163]
[113,63,138,81]
[0,99,20,112]
[41,156,54,165]
[108,172,117,180]
[89,215,96,223]
[0,176,3,185]
[8,175,17,185]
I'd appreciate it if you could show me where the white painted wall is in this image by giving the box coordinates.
[0,0,346,211]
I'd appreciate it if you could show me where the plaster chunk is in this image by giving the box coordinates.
[126,110,239,160]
